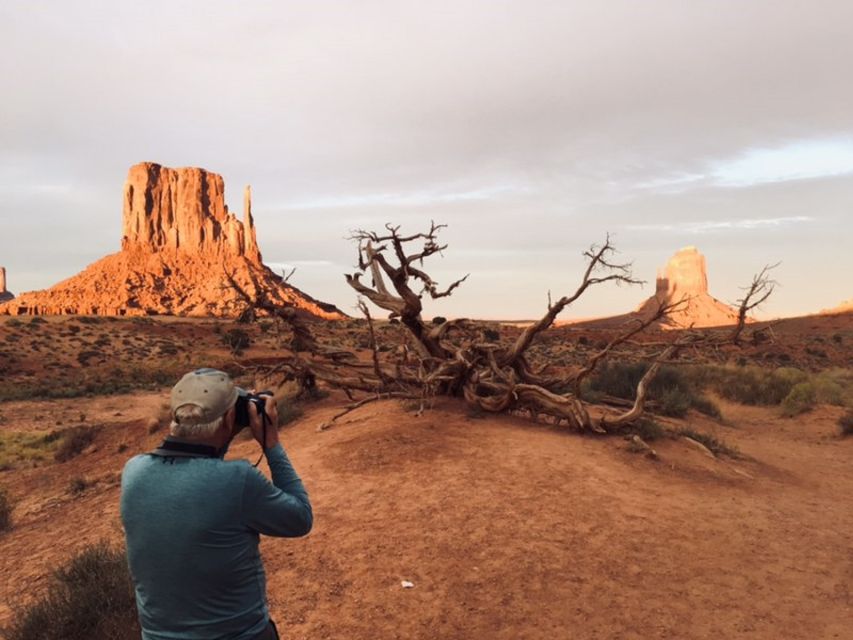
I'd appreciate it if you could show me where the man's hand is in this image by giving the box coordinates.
[248,395,280,450]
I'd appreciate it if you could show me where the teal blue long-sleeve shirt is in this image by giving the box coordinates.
[120,442,312,640]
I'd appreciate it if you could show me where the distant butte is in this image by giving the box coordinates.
[565,246,743,329]
[0,162,344,319]
[635,246,740,328]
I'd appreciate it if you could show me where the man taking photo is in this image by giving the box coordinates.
[121,368,313,640]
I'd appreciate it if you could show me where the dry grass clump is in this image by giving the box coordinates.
[0,430,63,469]
[4,542,139,640]
[675,427,739,457]
[54,425,100,463]
[838,410,853,437]
[779,382,817,417]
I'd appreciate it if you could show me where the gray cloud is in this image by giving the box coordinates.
[1,1,851,318]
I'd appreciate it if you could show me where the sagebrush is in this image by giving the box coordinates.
[5,542,139,640]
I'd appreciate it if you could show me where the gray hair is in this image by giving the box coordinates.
[170,404,224,439]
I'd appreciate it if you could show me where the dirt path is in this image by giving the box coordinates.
[1,393,851,638]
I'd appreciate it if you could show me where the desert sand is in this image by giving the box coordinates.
[0,314,851,639]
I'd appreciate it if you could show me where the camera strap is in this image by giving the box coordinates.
[251,412,270,468]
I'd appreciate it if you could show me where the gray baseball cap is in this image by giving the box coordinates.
[170,368,239,424]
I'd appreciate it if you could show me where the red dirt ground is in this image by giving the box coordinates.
[1,389,851,639]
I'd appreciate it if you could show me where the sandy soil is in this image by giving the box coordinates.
[1,390,850,639]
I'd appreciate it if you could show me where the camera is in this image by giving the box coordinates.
[234,388,273,429]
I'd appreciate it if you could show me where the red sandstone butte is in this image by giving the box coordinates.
[634,246,741,328]
[0,162,344,319]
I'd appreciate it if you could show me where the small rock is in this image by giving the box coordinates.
[401,580,414,589]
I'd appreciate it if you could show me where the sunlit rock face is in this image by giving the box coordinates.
[655,246,709,299]
[121,163,261,263]
[1,163,343,319]
[636,246,740,328]
[0,267,14,303]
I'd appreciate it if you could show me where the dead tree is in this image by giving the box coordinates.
[231,223,775,433]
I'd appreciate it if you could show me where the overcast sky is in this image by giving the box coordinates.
[1,1,851,320]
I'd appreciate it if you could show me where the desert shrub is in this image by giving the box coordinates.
[780,382,817,417]
[54,426,99,462]
[6,318,23,328]
[431,316,447,326]
[278,402,304,426]
[702,365,806,406]
[657,387,691,418]
[77,316,102,325]
[222,328,251,355]
[76,350,103,366]
[690,395,723,419]
[675,427,739,457]
[303,385,330,401]
[811,369,853,406]
[28,317,47,326]
[588,362,708,418]
[587,361,648,400]
[483,327,500,342]
[838,410,853,437]
[5,542,139,640]
[0,486,11,532]
[626,417,666,442]
[68,476,91,495]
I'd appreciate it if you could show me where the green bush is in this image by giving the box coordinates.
[780,382,817,417]
[0,486,11,532]
[5,542,139,640]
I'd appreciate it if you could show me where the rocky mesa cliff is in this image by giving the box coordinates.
[1,162,344,319]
